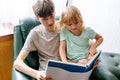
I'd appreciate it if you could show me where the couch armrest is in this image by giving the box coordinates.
[12,68,35,80]
[90,52,120,80]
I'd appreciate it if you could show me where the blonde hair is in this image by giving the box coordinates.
[59,6,84,31]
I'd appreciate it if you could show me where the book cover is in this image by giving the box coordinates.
[45,50,101,80]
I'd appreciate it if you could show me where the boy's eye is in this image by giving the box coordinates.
[49,13,55,19]
[41,17,48,20]
[43,18,48,20]
[50,14,54,18]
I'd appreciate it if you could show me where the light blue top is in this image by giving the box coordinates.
[60,27,96,62]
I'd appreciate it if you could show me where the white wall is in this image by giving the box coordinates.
[71,0,120,53]
[0,0,67,25]
[53,0,67,16]
[0,0,34,24]
[0,0,120,53]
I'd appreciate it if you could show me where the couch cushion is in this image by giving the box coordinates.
[90,52,120,80]
[24,51,39,70]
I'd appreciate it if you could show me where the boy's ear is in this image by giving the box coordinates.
[35,16,40,21]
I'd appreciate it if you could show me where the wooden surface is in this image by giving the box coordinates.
[0,34,13,80]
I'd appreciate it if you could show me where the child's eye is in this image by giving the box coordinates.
[74,22,78,24]
[67,23,72,26]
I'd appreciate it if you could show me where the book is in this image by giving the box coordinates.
[45,50,102,80]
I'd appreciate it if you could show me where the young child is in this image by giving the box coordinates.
[59,6,103,64]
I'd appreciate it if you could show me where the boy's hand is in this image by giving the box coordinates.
[93,59,101,69]
[37,71,54,80]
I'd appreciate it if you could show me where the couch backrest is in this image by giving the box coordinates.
[13,17,40,69]
[19,17,40,41]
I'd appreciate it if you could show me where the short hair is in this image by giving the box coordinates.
[32,0,55,18]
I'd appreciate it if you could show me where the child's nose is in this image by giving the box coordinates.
[71,25,77,29]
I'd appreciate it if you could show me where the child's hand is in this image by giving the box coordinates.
[87,49,97,60]
[88,48,97,56]
[87,52,92,60]
[78,58,88,64]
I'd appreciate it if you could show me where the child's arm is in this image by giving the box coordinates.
[89,33,103,56]
[59,40,68,62]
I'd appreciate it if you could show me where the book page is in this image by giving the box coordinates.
[46,66,93,80]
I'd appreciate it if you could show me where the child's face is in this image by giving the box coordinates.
[38,13,56,31]
[65,21,82,33]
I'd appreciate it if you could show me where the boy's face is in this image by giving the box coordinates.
[37,13,56,31]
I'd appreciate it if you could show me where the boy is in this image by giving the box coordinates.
[13,0,60,80]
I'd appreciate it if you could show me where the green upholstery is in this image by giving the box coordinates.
[12,17,120,80]
[90,52,120,80]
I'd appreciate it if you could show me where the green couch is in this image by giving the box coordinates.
[12,17,120,80]
[90,52,120,80]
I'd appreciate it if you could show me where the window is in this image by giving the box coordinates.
[0,0,67,36]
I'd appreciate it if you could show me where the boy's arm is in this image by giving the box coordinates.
[59,40,68,62]
[13,50,47,80]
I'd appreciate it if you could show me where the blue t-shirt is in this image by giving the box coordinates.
[60,27,96,62]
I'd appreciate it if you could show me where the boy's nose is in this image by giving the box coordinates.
[48,18,54,25]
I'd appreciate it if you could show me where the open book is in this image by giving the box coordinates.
[45,50,101,80]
